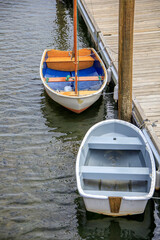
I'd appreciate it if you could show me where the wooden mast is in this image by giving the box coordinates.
[73,0,78,94]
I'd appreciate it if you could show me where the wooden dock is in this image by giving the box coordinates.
[79,0,160,155]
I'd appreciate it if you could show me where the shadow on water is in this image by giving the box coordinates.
[40,86,117,142]
[75,197,156,240]
[41,90,106,141]
[152,191,160,240]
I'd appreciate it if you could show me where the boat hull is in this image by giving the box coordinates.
[76,119,156,216]
[40,48,107,113]
[83,197,148,216]
[44,85,101,113]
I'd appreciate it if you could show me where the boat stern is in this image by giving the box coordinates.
[83,195,149,216]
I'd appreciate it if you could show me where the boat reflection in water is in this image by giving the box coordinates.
[75,197,155,240]
[41,89,107,139]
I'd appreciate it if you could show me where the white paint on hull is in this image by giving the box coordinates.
[76,119,156,216]
[83,197,148,216]
[45,86,101,112]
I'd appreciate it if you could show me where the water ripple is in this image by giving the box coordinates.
[0,0,158,239]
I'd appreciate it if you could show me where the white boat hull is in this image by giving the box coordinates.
[83,197,148,216]
[40,48,107,113]
[76,120,156,216]
[44,85,102,113]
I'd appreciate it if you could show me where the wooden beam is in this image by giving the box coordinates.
[74,0,78,94]
[118,0,135,122]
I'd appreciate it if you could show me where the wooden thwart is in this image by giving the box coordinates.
[46,76,104,82]
[81,166,149,180]
[46,55,94,71]
[47,48,92,57]
[59,90,97,96]
[46,56,94,63]
[88,136,143,150]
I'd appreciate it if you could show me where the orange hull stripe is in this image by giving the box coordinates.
[65,106,89,113]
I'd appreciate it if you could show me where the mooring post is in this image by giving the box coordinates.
[118,0,135,122]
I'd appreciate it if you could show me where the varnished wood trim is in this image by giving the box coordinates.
[109,197,122,213]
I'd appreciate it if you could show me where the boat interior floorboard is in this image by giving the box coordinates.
[82,149,149,194]
[86,149,146,167]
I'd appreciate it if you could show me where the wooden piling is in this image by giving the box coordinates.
[118,0,135,122]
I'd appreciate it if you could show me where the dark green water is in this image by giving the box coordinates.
[0,0,159,239]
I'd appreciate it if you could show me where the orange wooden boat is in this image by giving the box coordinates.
[40,1,107,113]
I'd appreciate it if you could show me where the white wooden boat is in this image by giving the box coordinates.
[40,1,107,113]
[76,119,156,216]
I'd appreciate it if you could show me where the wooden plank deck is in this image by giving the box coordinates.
[81,0,160,153]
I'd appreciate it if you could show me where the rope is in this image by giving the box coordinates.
[98,75,102,81]
[152,196,160,200]
[103,91,116,96]
[65,75,74,81]
[65,75,103,82]
[74,46,118,68]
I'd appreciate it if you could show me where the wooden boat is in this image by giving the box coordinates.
[40,1,107,113]
[40,48,107,113]
[76,119,156,216]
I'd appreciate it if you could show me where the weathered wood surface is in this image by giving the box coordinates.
[82,0,160,152]
[118,0,135,122]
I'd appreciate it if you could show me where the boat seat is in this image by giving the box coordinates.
[59,90,97,96]
[46,56,94,71]
[46,56,94,63]
[83,190,148,197]
[46,76,104,82]
[81,166,150,181]
[88,136,143,150]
